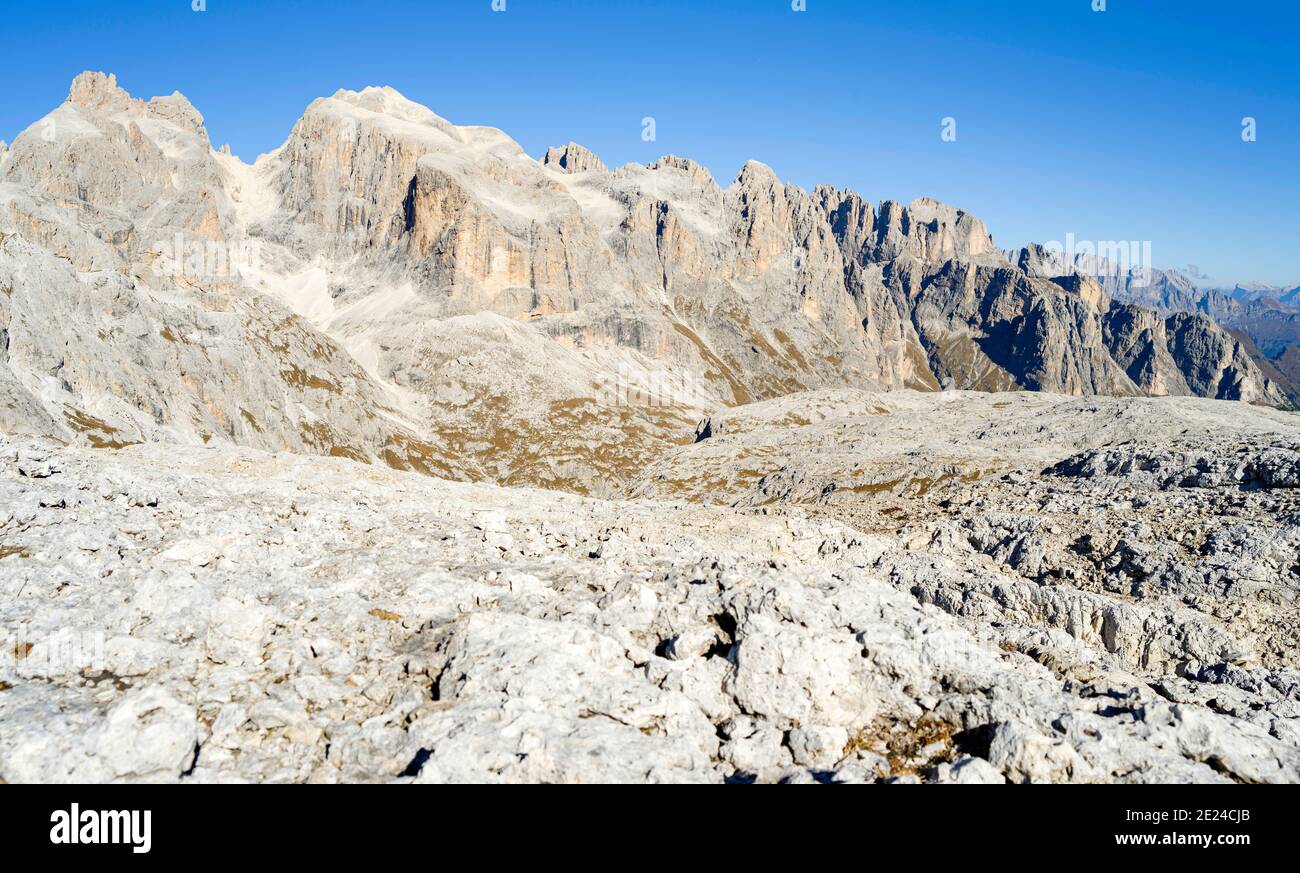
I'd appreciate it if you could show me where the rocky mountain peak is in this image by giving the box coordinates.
[66,70,141,112]
[1012,242,1067,277]
[328,84,438,119]
[733,158,781,190]
[147,91,209,141]
[50,72,212,149]
[647,155,716,187]
[541,141,607,174]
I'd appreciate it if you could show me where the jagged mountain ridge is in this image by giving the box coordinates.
[1012,246,1300,403]
[1224,282,1300,308]
[0,73,1287,496]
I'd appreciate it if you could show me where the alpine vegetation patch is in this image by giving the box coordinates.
[49,804,151,854]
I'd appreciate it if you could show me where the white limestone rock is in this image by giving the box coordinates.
[541,142,607,174]
[94,687,200,781]
[1,430,1295,783]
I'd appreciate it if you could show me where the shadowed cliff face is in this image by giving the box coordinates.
[0,72,1288,497]
[1012,244,1300,406]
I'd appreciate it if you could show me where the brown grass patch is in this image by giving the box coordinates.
[328,446,370,463]
[844,716,957,777]
[281,365,341,393]
[63,409,140,450]
[380,434,461,479]
[668,319,752,406]
[771,328,810,371]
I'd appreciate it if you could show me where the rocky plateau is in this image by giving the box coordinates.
[0,73,1297,783]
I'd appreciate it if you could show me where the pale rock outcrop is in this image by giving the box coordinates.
[648,155,716,187]
[625,387,1300,782]
[67,71,141,112]
[541,141,607,174]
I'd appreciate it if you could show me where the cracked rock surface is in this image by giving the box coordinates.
[2,390,1297,783]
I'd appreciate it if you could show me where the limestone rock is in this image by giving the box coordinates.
[541,142,607,174]
[2,411,1297,783]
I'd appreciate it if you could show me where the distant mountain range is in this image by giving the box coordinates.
[0,73,1292,500]
[1005,247,1300,403]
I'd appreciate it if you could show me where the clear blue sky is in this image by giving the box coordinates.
[2,0,1297,285]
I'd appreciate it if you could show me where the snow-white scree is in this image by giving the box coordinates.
[0,73,1297,783]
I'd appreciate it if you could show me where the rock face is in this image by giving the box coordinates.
[0,72,1288,501]
[1014,245,1300,405]
[1010,245,1287,404]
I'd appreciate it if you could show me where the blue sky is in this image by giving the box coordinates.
[2,0,1297,285]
